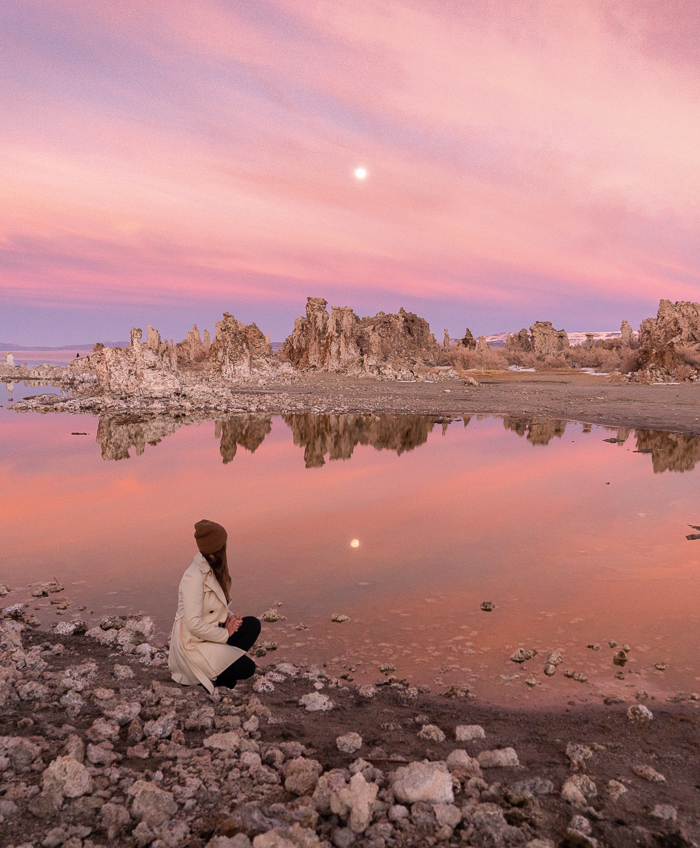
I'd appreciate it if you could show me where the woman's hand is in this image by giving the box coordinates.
[225,614,243,637]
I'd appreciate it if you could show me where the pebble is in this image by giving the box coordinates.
[417,724,445,742]
[651,804,677,821]
[627,704,653,722]
[336,733,363,754]
[633,764,665,783]
[478,748,520,768]
[455,724,486,741]
[299,692,334,711]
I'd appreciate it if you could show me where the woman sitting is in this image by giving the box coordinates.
[169,519,260,693]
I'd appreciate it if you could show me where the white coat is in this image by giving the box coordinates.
[168,552,245,694]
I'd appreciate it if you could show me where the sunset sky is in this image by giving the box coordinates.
[2,0,700,345]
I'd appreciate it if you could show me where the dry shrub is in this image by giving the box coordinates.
[449,347,508,371]
[676,344,700,369]
[538,354,568,370]
[673,364,693,381]
[619,349,641,374]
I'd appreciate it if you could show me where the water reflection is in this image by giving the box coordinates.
[283,413,442,468]
[91,410,700,474]
[216,416,271,464]
[634,430,700,474]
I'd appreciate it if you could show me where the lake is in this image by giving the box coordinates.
[2,382,699,705]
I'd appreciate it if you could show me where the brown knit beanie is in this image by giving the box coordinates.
[194,520,227,555]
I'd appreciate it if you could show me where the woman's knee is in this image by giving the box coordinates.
[243,616,261,637]
[237,656,256,680]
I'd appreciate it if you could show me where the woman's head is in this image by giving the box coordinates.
[194,519,227,554]
[194,520,231,602]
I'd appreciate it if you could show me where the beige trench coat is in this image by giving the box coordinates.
[168,553,245,694]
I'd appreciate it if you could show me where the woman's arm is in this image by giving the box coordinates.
[181,569,228,643]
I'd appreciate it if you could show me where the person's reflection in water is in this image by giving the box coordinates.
[168,519,260,693]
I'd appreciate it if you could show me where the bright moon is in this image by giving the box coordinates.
[354,167,367,180]
[350,539,360,548]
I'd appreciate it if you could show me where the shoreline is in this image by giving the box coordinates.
[6,372,700,438]
[1,614,698,848]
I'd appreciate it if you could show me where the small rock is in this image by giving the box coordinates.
[455,724,485,741]
[607,780,627,801]
[261,609,283,623]
[651,804,677,821]
[143,711,176,739]
[510,648,537,663]
[434,802,461,828]
[284,757,323,795]
[587,644,601,651]
[561,775,597,808]
[573,673,588,683]
[480,602,495,612]
[392,761,454,804]
[566,743,594,772]
[113,664,134,680]
[253,677,275,693]
[548,650,564,665]
[418,724,445,742]
[127,780,177,827]
[43,756,93,801]
[627,704,653,723]
[299,692,334,712]
[654,662,667,671]
[357,685,376,699]
[544,664,557,677]
[613,650,628,667]
[445,749,481,778]
[478,748,519,768]
[336,733,363,754]
[331,614,350,623]
[204,731,241,752]
[330,772,378,833]
[633,764,665,783]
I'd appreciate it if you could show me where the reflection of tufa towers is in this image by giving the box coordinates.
[93,412,700,474]
[283,413,439,468]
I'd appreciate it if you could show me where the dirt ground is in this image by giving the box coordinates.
[3,629,700,848]
[226,372,700,436]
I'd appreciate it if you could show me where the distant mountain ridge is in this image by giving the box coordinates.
[483,330,628,348]
[0,341,129,351]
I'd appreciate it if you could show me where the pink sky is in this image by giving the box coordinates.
[2,0,700,344]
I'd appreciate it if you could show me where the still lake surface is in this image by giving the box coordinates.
[2,378,700,705]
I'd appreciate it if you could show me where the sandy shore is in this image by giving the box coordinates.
[1,611,699,848]
[218,372,700,436]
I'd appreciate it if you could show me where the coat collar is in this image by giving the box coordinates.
[193,552,228,608]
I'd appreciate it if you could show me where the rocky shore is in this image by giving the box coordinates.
[2,611,699,848]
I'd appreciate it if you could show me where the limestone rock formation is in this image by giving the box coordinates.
[529,322,569,356]
[281,297,362,372]
[504,329,531,354]
[620,320,634,347]
[476,336,490,354]
[209,313,276,379]
[636,300,700,381]
[358,308,441,376]
[281,298,442,378]
[84,331,181,398]
[458,329,477,350]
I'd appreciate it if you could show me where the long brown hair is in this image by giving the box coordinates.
[204,544,231,603]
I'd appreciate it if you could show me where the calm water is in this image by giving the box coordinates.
[2,385,700,705]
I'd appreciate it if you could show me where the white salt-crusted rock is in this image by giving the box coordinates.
[392,761,453,805]
[478,748,520,768]
[627,704,653,723]
[330,772,378,834]
[299,692,334,712]
[455,724,485,741]
[336,732,363,754]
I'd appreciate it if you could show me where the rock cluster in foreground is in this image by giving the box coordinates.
[1,611,698,848]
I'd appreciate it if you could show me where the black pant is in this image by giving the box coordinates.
[215,616,261,689]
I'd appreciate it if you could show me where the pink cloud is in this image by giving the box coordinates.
[2,0,700,323]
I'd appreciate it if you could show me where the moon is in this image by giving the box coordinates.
[354,167,367,180]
